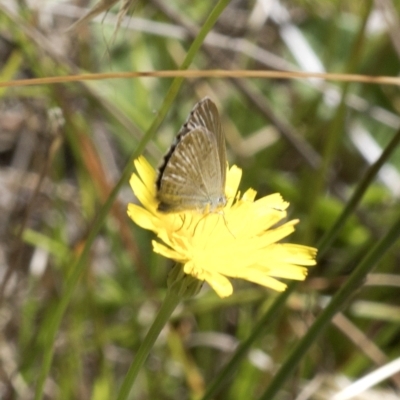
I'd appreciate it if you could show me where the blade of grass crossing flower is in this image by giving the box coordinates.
[33,1,232,399]
[259,214,400,400]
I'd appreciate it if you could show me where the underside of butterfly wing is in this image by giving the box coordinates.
[156,127,226,212]
[181,98,227,188]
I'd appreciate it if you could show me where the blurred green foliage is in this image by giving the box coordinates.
[1,0,400,399]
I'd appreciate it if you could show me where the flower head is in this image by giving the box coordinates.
[127,156,317,298]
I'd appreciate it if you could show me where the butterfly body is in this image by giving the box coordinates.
[156,98,227,213]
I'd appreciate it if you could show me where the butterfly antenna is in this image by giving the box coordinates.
[221,211,236,239]
[176,213,187,232]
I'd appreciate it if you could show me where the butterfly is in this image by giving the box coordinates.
[156,97,227,213]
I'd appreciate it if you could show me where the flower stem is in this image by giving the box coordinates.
[116,288,181,400]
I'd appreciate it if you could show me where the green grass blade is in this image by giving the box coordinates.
[259,213,400,399]
[33,1,231,398]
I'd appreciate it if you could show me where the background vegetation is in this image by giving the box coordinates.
[1,0,400,399]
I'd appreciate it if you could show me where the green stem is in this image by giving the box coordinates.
[116,289,181,400]
[33,0,231,398]
[117,265,202,399]
[259,213,400,399]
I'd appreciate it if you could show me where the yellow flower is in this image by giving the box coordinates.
[127,156,317,298]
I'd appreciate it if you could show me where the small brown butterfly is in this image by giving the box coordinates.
[156,97,227,213]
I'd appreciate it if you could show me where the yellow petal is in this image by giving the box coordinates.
[259,263,308,280]
[257,222,298,247]
[134,156,156,189]
[152,240,187,263]
[225,164,242,201]
[242,188,257,202]
[264,244,317,266]
[127,203,158,231]
[245,274,288,291]
[254,193,289,211]
[129,173,158,212]
[203,270,233,298]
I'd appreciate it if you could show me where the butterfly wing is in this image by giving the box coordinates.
[180,97,227,188]
[157,127,226,212]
